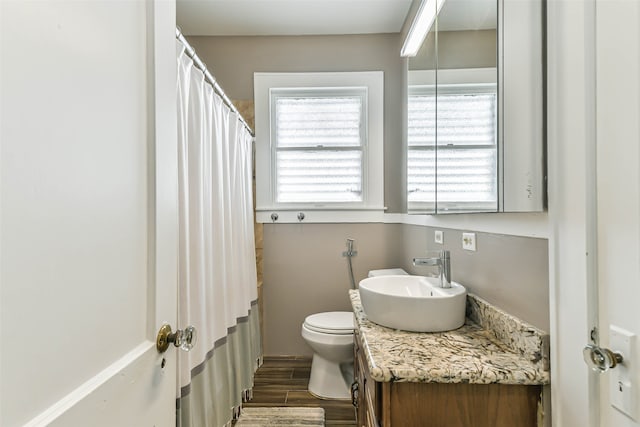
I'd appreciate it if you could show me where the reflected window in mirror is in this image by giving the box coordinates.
[407,69,498,216]
[407,85,436,213]
[435,70,497,213]
[408,71,498,213]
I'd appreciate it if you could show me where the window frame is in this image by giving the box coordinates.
[407,67,499,213]
[254,72,384,222]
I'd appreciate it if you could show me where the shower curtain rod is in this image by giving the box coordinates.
[176,28,254,137]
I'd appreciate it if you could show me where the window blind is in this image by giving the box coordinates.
[408,87,497,210]
[436,92,496,146]
[273,93,365,203]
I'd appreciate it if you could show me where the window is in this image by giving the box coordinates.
[254,72,384,222]
[408,80,498,213]
[272,89,366,204]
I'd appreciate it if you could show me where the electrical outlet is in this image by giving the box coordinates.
[434,230,444,244]
[462,232,476,251]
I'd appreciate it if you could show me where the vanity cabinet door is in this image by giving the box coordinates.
[387,383,541,427]
[362,362,379,427]
[354,332,380,427]
[353,337,365,426]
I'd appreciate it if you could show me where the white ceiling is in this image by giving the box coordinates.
[176,0,414,36]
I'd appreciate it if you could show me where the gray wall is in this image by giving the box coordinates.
[410,30,497,70]
[400,225,549,332]
[262,223,404,356]
[262,222,548,356]
[187,34,406,213]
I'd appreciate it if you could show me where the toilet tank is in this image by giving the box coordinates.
[367,268,408,278]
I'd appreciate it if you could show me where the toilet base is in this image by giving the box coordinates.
[308,353,352,399]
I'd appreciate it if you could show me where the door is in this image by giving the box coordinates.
[595,0,640,426]
[0,1,179,426]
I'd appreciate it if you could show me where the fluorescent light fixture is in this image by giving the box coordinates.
[401,0,447,57]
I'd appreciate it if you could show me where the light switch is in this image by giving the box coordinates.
[434,230,444,244]
[610,325,637,420]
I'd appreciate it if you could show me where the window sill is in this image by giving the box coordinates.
[255,209,386,224]
[255,210,549,238]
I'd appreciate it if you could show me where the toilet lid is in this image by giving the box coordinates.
[304,311,354,335]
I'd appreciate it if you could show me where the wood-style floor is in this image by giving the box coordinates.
[243,356,357,426]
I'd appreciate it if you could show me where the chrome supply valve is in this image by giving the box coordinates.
[342,238,358,257]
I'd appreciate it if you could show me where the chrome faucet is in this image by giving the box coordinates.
[413,250,451,288]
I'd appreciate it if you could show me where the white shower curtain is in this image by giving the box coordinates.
[175,40,261,427]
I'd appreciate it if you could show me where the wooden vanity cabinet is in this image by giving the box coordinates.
[353,331,542,427]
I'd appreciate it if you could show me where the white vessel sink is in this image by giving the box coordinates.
[358,275,466,332]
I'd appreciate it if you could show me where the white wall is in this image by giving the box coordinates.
[547,1,596,425]
[0,2,179,426]
[595,1,640,426]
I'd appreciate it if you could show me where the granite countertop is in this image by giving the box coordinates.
[350,290,550,385]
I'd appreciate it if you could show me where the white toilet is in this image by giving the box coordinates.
[301,311,354,399]
[301,268,408,399]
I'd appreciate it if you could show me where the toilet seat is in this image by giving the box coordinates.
[303,311,354,335]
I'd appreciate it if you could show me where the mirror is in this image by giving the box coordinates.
[407,0,438,214]
[406,0,544,214]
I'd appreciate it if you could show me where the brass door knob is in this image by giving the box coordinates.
[156,324,197,353]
